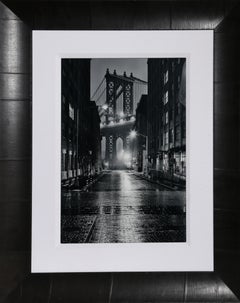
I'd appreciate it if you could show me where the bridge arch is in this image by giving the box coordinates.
[116,137,124,160]
[97,69,147,168]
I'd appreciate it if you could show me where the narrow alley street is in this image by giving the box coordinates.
[61,170,186,243]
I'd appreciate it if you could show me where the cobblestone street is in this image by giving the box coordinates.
[61,170,186,243]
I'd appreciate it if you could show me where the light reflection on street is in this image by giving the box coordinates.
[61,170,186,243]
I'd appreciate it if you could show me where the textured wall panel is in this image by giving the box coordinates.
[0,73,30,100]
[214,33,240,83]
[214,169,240,210]
[50,274,111,303]
[0,200,31,251]
[0,252,29,302]
[171,1,227,29]
[0,101,31,159]
[32,2,92,30]
[0,160,31,201]
[20,274,51,303]
[91,2,171,29]
[214,4,240,299]
[185,273,239,302]
[0,1,19,20]
[110,273,185,302]
[215,209,240,250]
[214,83,239,170]
[0,20,30,73]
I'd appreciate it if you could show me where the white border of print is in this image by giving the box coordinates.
[32,30,213,272]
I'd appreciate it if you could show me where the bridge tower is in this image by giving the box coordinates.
[105,69,134,120]
[104,69,135,167]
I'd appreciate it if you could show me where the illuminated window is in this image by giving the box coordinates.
[165,131,169,145]
[69,104,74,120]
[164,70,168,84]
[165,111,168,124]
[163,91,168,104]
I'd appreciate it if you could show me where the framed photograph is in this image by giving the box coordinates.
[1,0,239,301]
[32,30,213,272]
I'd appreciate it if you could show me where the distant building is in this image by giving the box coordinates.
[88,101,102,174]
[147,58,186,183]
[61,59,101,188]
[135,94,148,172]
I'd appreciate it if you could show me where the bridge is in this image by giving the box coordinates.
[91,68,147,169]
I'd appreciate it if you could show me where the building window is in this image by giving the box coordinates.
[163,91,168,105]
[164,70,168,84]
[62,149,66,171]
[68,151,72,171]
[69,104,74,120]
[178,75,181,88]
[175,126,180,142]
[165,131,169,145]
[165,111,168,124]
[176,102,180,115]
[170,129,174,143]
[182,122,186,138]
[161,134,164,146]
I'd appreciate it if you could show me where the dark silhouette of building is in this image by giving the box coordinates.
[88,101,102,174]
[147,58,186,184]
[135,94,148,172]
[61,59,101,188]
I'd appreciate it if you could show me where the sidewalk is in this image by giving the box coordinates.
[132,170,185,191]
[62,171,105,192]
[79,171,105,192]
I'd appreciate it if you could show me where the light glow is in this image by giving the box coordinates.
[102,104,108,110]
[129,130,137,139]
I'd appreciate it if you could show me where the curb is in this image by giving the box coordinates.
[80,172,105,192]
[132,171,183,191]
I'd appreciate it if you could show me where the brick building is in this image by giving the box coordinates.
[147,58,186,184]
[61,59,101,188]
[135,94,148,172]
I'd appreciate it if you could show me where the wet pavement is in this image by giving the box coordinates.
[61,170,186,243]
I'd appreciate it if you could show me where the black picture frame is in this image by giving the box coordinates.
[0,0,239,301]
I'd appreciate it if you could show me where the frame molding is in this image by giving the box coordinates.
[0,1,239,301]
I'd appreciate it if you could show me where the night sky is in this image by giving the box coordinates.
[91,58,148,110]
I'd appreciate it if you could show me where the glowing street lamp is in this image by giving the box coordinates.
[129,130,149,175]
[129,130,137,139]
[102,104,108,110]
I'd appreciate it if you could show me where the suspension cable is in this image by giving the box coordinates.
[91,77,105,100]
[95,87,106,104]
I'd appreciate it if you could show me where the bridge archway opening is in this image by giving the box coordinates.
[101,136,106,160]
[116,93,124,117]
[116,137,124,160]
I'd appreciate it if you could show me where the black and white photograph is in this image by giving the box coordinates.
[61,58,186,244]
